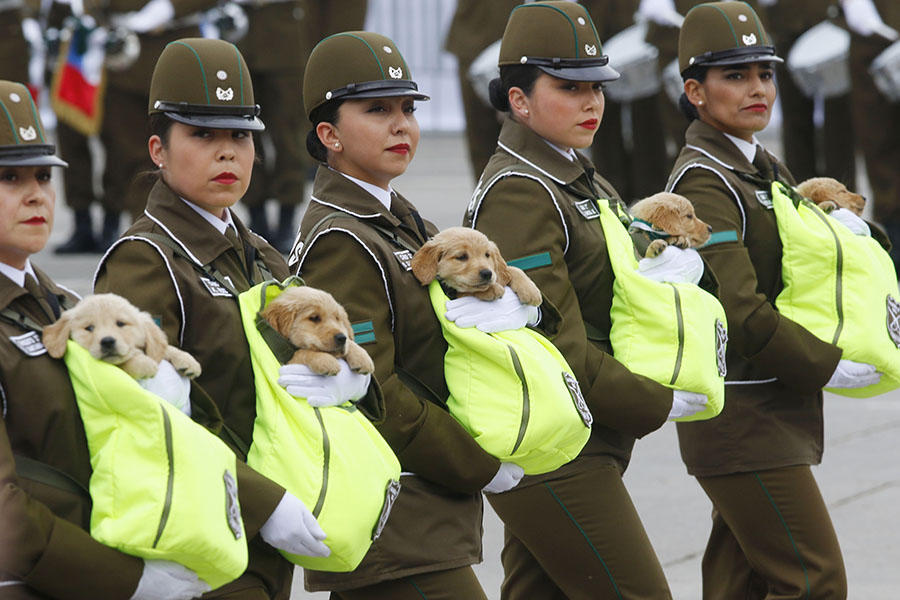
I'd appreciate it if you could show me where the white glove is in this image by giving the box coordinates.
[842,0,900,40]
[259,492,330,557]
[444,287,540,333]
[668,390,708,420]
[114,0,175,33]
[482,462,525,494]
[637,0,684,27]
[828,208,871,236]
[130,560,210,600]
[138,359,192,416]
[638,245,704,285]
[277,359,371,407]
[826,359,881,388]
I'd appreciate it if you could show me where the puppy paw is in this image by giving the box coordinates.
[645,239,668,258]
[471,283,506,302]
[123,355,159,379]
[164,346,202,379]
[344,342,375,375]
[290,349,342,376]
[508,267,542,306]
[816,200,839,214]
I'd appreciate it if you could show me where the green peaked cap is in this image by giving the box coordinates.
[0,80,66,167]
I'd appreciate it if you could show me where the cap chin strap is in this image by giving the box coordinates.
[689,45,777,67]
[518,55,610,69]
[323,79,421,101]
[152,100,261,118]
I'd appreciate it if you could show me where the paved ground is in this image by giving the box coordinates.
[34,133,899,599]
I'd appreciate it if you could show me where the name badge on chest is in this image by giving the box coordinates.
[10,331,47,356]
[393,250,414,271]
[574,199,601,220]
[200,276,234,297]
[755,189,773,209]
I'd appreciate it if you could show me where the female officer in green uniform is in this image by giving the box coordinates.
[667,2,880,597]
[464,2,710,598]
[0,79,210,599]
[289,31,548,599]
[93,38,369,599]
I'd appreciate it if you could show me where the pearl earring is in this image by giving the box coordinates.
[523,109,529,116]
[698,100,704,106]
[334,142,341,149]
[158,163,164,168]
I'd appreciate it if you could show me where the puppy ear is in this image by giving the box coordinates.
[490,241,512,287]
[410,239,442,285]
[140,311,169,362]
[261,300,296,337]
[42,312,72,358]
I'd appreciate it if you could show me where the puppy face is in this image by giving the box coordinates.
[42,294,168,365]
[630,192,711,248]
[410,227,510,294]
[261,287,355,356]
[796,177,866,216]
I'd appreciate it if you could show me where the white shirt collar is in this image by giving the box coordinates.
[180,197,237,236]
[544,139,578,161]
[335,170,394,210]
[723,132,763,164]
[0,259,37,288]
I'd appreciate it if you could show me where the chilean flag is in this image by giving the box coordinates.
[51,20,107,136]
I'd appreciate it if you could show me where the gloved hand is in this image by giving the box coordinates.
[278,360,371,407]
[829,208,871,236]
[638,245,704,285]
[826,359,881,388]
[138,359,192,416]
[842,0,900,40]
[482,462,525,494]
[114,0,175,33]
[259,491,330,557]
[444,287,540,333]
[129,560,210,600]
[668,390,708,420]
[637,0,684,27]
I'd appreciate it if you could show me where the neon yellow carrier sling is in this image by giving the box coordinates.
[428,280,592,475]
[63,341,247,589]
[771,181,900,397]
[239,278,401,572]
[597,199,728,421]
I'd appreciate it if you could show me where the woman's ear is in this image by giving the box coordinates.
[508,86,530,121]
[316,122,341,153]
[684,79,705,109]
[148,134,165,167]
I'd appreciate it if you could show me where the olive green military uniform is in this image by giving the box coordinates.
[290,168,500,599]
[466,115,673,600]
[444,0,519,180]
[764,0,856,186]
[848,0,900,266]
[94,180,295,600]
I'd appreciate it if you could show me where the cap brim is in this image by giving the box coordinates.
[536,64,621,82]
[0,153,68,167]
[336,87,430,102]
[690,54,784,70]
[165,111,266,131]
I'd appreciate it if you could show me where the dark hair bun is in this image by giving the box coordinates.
[488,77,510,112]
[306,129,328,162]
[678,92,699,122]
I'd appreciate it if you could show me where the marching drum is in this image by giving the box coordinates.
[603,22,661,103]
[467,39,502,107]
[870,40,900,102]
[787,21,850,99]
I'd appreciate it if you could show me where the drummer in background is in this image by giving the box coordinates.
[841,0,900,269]
[763,0,857,187]
[668,3,881,597]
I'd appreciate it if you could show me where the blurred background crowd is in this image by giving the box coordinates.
[2,0,898,266]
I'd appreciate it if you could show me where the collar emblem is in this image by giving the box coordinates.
[10,331,46,356]
[584,44,597,56]
[715,319,728,377]
[216,87,234,101]
[19,126,36,141]
[388,66,403,79]
[742,33,757,46]
[886,295,900,348]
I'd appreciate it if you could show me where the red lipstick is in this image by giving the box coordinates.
[744,103,768,113]
[213,172,237,184]
[387,144,410,154]
[23,216,46,225]
[578,119,598,130]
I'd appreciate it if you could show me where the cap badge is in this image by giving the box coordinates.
[383,46,392,54]
[389,66,403,79]
[216,70,228,81]
[9,92,21,103]
[742,33,757,46]
[216,87,234,101]
[19,126,36,141]
[577,17,586,25]
[738,14,748,22]
[585,44,597,56]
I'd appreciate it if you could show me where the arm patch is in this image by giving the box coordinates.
[702,230,739,247]
[352,320,376,345]
[508,252,552,271]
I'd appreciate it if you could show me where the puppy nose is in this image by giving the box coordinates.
[334,333,347,347]
[479,269,493,281]
[100,336,116,351]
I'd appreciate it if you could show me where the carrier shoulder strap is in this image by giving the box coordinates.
[14,454,90,499]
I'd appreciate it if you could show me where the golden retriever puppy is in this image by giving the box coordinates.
[43,294,201,379]
[796,177,866,217]
[260,286,374,376]
[410,227,542,306]
[629,192,712,258]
